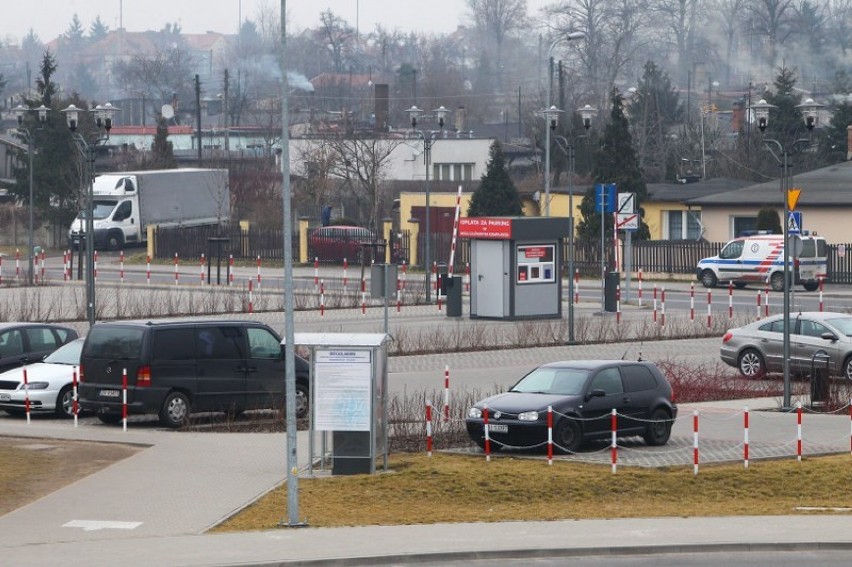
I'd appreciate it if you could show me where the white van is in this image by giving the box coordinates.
[696,233,827,291]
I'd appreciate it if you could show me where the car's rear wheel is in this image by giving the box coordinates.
[843,355,852,381]
[738,348,766,378]
[770,272,786,292]
[643,408,672,446]
[803,282,819,292]
[554,417,582,453]
[159,391,190,428]
[700,270,718,288]
[55,385,74,418]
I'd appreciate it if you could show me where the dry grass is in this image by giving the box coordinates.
[214,452,852,531]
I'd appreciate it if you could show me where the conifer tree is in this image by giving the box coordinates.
[467,140,522,217]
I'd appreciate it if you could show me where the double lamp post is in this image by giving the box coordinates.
[749,96,822,409]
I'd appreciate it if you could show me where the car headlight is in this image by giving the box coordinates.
[468,407,482,419]
[518,411,539,421]
[22,382,50,390]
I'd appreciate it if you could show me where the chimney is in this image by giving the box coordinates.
[847,125,852,161]
[454,106,466,133]
[374,84,389,133]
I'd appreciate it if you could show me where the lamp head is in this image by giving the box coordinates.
[578,104,598,131]
[35,105,50,123]
[543,105,563,130]
[749,99,775,133]
[433,105,449,129]
[61,104,80,131]
[797,98,823,131]
[12,104,27,126]
[405,105,422,129]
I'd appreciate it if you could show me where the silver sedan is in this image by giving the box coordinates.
[721,312,852,379]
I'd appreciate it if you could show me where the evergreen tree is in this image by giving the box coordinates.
[89,16,110,41]
[577,89,650,244]
[35,50,58,107]
[467,140,522,217]
[147,116,178,169]
[818,102,852,164]
[763,67,805,145]
[755,207,782,233]
[628,61,682,182]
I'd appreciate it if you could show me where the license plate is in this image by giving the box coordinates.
[0,393,10,401]
[100,389,120,398]
[488,423,508,433]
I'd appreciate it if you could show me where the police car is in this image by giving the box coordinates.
[696,232,827,292]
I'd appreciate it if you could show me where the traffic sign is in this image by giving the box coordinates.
[616,213,639,231]
[595,183,616,213]
[617,192,636,214]
[787,188,802,211]
[787,211,802,234]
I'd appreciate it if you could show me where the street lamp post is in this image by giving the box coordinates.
[543,104,597,343]
[406,105,449,304]
[12,104,49,287]
[749,97,822,409]
[62,102,120,327]
[543,31,584,217]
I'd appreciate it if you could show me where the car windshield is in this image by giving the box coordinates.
[77,200,117,220]
[825,317,852,337]
[510,367,589,395]
[44,339,84,365]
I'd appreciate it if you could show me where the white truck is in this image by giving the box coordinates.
[68,168,230,250]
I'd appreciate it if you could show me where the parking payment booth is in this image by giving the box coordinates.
[290,333,389,476]
[459,217,569,320]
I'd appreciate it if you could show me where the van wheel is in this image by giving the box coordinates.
[770,272,786,292]
[106,231,124,251]
[295,382,309,419]
[803,282,819,292]
[159,392,191,428]
[700,270,717,288]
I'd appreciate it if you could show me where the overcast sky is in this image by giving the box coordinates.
[1,0,552,45]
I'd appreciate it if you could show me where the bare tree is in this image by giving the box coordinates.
[316,9,355,74]
[747,0,796,67]
[466,0,528,89]
[112,45,195,119]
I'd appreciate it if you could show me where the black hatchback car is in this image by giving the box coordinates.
[466,360,677,453]
[0,323,79,374]
[78,320,310,428]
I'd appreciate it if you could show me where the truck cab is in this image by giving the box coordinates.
[68,175,141,250]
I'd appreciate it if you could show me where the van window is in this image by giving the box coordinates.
[196,326,244,359]
[153,328,195,360]
[84,327,145,359]
[247,327,281,359]
[719,240,744,259]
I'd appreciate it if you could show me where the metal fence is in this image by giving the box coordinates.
[152,225,852,284]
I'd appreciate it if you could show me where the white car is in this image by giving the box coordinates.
[0,338,84,418]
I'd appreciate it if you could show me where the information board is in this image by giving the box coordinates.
[516,244,555,284]
[314,349,372,432]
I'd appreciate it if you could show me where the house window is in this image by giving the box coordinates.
[732,216,757,237]
[433,163,473,181]
[665,210,702,240]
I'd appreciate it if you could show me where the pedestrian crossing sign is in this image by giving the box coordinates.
[788,211,802,234]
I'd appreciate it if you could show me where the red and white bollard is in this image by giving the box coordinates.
[15,249,21,279]
[229,254,234,286]
[146,255,151,285]
[122,368,128,432]
[248,279,254,314]
[23,368,31,424]
[361,276,367,315]
[764,283,769,318]
[73,367,79,428]
[443,365,450,421]
[314,257,319,287]
[689,282,695,321]
[637,268,643,307]
[693,410,699,476]
[396,273,402,313]
[652,284,658,324]
[546,406,553,466]
[819,277,824,312]
[174,253,179,286]
[849,399,852,455]
[728,281,734,319]
[120,250,126,284]
[616,285,621,324]
[425,401,433,457]
[401,260,407,290]
[343,258,348,291]
[743,406,749,469]
[40,250,45,282]
[319,279,325,317]
[200,254,206,285]
[93,251,98,283]
[797,402,803,462]
[432,261,438,301]
[660,287,666,327]
[756,290,762,320]
[63,251,69,281]
[611,409,618,474]
[707,289,713,328]
[256,255,262,289]
[465,262,470,292]
[0,254,3,285]
[483,405,491,462]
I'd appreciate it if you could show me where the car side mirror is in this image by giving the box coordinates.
[821,332,838,342]
[585,388,606,401]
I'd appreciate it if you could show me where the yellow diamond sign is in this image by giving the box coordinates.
[787,188,802,211]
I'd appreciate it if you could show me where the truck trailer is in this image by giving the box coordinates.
[68,168,230,250]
